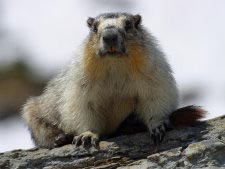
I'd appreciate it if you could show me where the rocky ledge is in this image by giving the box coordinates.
[0,115,225,169]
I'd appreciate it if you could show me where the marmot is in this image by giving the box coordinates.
[22,12,205,148]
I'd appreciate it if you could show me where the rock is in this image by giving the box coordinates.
[0,116,225,169]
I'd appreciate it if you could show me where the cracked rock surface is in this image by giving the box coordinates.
[0,116,225,169]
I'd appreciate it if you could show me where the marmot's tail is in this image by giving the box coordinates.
[169,105,206,127]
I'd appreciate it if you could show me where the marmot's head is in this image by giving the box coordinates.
[86,13,142,57]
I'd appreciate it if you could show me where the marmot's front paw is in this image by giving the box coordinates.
[149,124,166,145]
[149,120,172,145]
[72,131,99,148]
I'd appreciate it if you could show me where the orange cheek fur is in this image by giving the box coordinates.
[82,38,148,80]
[126,42,148,75]
[82,37,103,79]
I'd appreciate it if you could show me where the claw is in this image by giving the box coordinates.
[150,123,166,145]
[72,135,82,147]
[81,136,91,147]
[91,138,100,149]
[72,131,99,148]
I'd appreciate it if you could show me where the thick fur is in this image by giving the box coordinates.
[170,105,206,127]
[22,13,203,148]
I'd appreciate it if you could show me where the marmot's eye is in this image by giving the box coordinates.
[125,20,132,31]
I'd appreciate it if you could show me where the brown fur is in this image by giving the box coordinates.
[82,37,148,81]
[126,42,148,75]
[170,105,206,127]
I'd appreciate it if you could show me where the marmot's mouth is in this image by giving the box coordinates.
[107,47,117,53]
[99,46,126,56]
[104,47,121,56]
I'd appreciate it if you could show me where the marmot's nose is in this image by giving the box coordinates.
[103,33,118,46]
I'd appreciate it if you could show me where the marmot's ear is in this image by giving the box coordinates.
[133,14,142,28]
[87,17,95,28]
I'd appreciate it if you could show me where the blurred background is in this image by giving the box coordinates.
[0,0,225,152]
